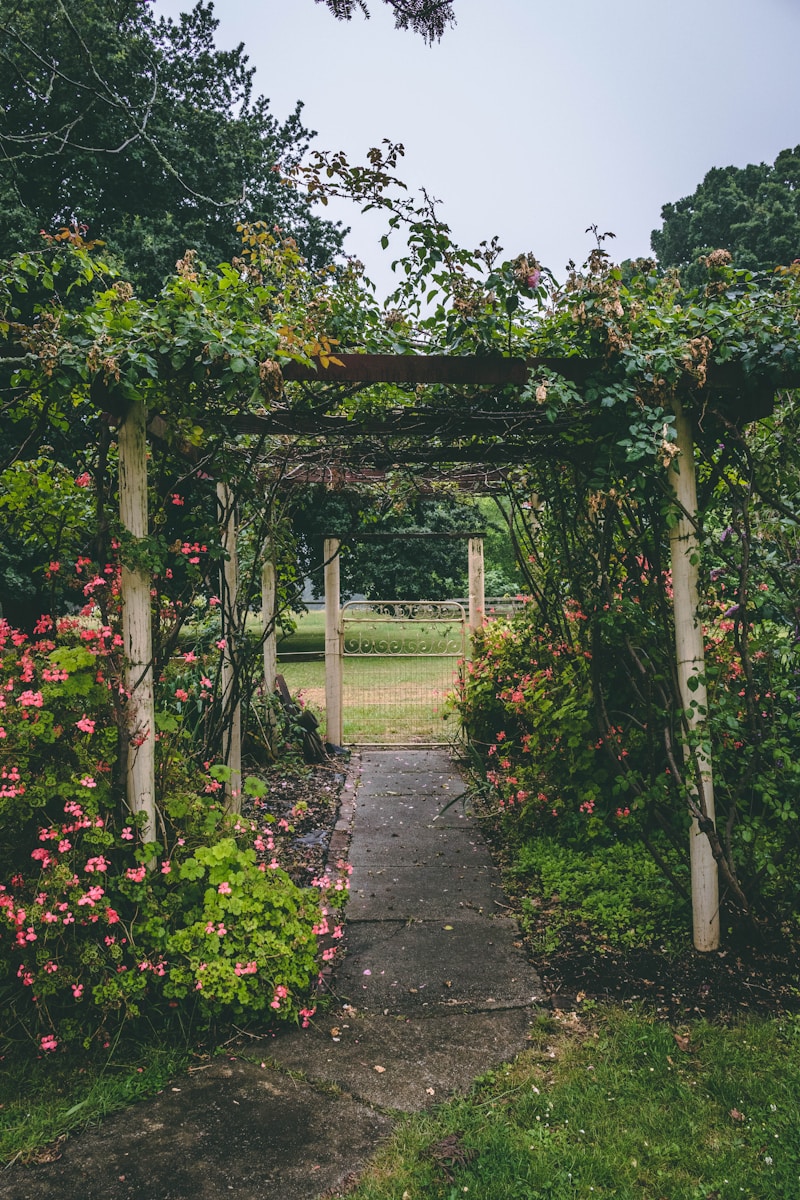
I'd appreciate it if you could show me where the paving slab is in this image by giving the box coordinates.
[357,773,466,796]
[348,863,504,920]
[267,1008,535,1112]
[0,1059,392,1200]
[358,749,448,774]
[352,794,472,830]
[335,918,543,1013]
[348,822,489,867]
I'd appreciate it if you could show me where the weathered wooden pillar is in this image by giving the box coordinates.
[118,397,155,845]
[668,398,720,951]
[468,536,485,642]
[261,556,278,743]
[324,537,342,746]
[217,482,242,813]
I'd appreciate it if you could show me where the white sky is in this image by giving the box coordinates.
[153,0,800,299]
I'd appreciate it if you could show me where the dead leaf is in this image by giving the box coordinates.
[674,1032,691,1052]
[730,1108,745,1122]
[330,1027,340,1038]
[428,1133,476,1182]
[31,1135,66,1164]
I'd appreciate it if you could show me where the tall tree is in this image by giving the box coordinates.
[0,0,343,293]
[316,0,455,41]
[651,147,800,285]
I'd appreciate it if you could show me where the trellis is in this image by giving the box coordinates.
[116,352,799,951]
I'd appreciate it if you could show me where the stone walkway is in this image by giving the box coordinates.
[2,750,543,1200]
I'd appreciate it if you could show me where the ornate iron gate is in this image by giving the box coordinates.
[340,600,466,744]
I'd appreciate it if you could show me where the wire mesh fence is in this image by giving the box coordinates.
[276,603,466,745]
[340,601,466,745]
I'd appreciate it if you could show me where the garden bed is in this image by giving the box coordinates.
[242,757,351,887]
[255,754,800,1024]
[521,910,800,1023]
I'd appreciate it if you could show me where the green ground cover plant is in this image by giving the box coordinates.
[0,1038,193,1167]
[507,837,690,953]
[341,1009,800,1200]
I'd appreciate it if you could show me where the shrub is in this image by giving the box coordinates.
[0,617,335,1055]
[456,578,800,926]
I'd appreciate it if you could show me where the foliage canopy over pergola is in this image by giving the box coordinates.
[2,148,800,952]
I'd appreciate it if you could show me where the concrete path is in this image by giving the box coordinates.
[2,750,544,1200]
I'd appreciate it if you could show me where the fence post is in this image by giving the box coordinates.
[668,398,720,951]
[261,556,277,747]
[118,398,156,847]
[324,537,343,746]
[468,536,485,642]
[217,482,242,813]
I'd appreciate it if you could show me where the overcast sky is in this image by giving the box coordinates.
[153,0,800,298]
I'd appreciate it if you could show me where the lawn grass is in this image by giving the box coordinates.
[342,1008,800,1199]
[275,608,326,656]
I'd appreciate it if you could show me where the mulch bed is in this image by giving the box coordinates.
[523,915,800,1023]
[241,757,350,887]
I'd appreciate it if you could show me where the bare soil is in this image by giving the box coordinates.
[523,913,800,1023]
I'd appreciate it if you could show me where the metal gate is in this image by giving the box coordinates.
[340,600,466,745]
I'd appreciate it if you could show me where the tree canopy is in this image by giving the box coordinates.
[316,0,455,41]
[651,146,800,286]
[0,0,344,294]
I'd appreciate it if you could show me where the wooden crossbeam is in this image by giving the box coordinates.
[281,354,535,385]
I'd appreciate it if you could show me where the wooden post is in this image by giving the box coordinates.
[668,398,720,951]
[468,536,485,642]
[261,557,277,744]
[217,482,242,813]
[324,537,342,746]
[118,398,156,845]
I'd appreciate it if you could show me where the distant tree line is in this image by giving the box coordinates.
[651,146,800,285]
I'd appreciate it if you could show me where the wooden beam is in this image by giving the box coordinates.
[332,530,486,542]
[282,354,532,386]
[118,398,156,848]
[324,538,343,746]
[261,556,277,748]
[217,482,242,812]
[468,537,485,640]
[667,398,720,951]
[277,353,796,421]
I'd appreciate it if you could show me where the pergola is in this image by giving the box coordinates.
[118,353,797,950]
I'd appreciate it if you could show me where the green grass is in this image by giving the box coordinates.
[342,1008,800,1200]
[275,608,326,656]
[0,1036,194,1165]
[277,610,464,743]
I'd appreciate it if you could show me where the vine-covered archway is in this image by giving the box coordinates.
[3,198,799,956]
